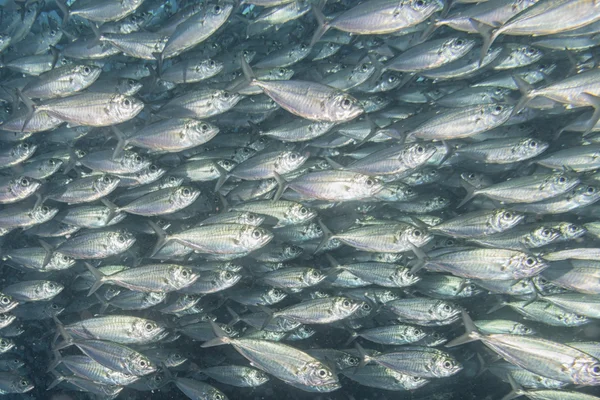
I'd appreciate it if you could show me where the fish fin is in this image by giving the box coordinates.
[38,239,54,268]
[155,51,165,77]
[16,89,36,133]
[324,156,344,170]
[54,0,69,26]
[580,92,600,136]
[314,218,333,255]
[353,342,371,369]
[85,261,106,297]
[46,373,65,391]
[217,192,229,213]
[226,306,241,327]
[241,52,256,82]
[201,321,232,347]
[310,6,330,47]
[95,292,109,314]
[111,126,129,159]
[501,374,525,400]
[420,18,441,42]
[407,242,428,269]
[214,164,229,193]
[46,349,63,372]
[344,330,359,346]
[324,252,340,268]
[512,74,536,116]
[272,172,288,201]
[457,179,478,208]
[486,299,507,314]
[100,198,119,223]
[446,310,482,347]
[257,304,274,329]
[86,23,101,49]
[52,316,74,350]
[148,220,170,257]
[469,18,500,66]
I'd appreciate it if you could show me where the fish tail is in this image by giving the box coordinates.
[469,18,500,66]
[446,310,482,347]
[310,6,330,48]
[272,172,288,201]
[84,261,107,297]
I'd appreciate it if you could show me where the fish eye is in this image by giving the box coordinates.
[495,105,503,112]
[300,44,307,50]
[443,360,453,368]
[1,296,9,304]
[224,326,233,333]
[48,159,56,166]
[222,92,230,99]
[416,146,424,154]
[588,186,596,194]
[456,39,464,46]
[446,239,455,246]
[526,47,536,55]
[51,303,59,309]
[123,98,131,107]
[415,0,425,6]
[135,155,142,163]
[388,75,397,82]
[290,153,298,160]
[360,63,368,72]
[542,229,551,236]
[413,230,422,237]
[149,165,158,172]
[117,235,126,243]
[317,369,328,377]
[19,379,28,387]
[525,257,535,266]
[200,123,209,132]
[22,142,29,150]
[83,66,91,74]
[592,365,600,375]
[169,176,177,184]
[19,178,29,186]
[366,179,374,186]
[48,283,56,290]
[362,303,371,311]
[443,304,451,312]
[182,188,191,196]
[139,360,147,367]
[311,270,320,278]
[145,323,154,331]
[503,212,512,219]
[173,353,181,359]
[252,230,262,239]
[300,207,308,214]
[278,68,286,75]
[128,79,136,86]
[225,271,233,280]
[103,176,112,183]
[342,299,351,307]
[181,269,189,278]
[42,206,50,213]
[341,98,352,108]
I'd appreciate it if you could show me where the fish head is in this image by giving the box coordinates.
[0,337,14,352]
[132,318,168,342]
[117,78,143,96]
[579,360,600,385]
[31,205,59,224]
[198,58,224,76]
[266,287,287,303]
[10,176,40,199]
[491,209,525,232]
[216,158,237,172]
[39,158,63,175]
[513,254,548,279]
[10,375,34,393]
[238,211,265,226]
[303,268,326,286]
[407,0,445,15]
[401,225,433,249]
[41,280,64,298]
[391,267,421,287]
[277,151,309,173]
[331,93,364,122]
[287,203,317,225]
[404,142,437,168]
[247,369,270,386]
[0,293,18,313]
[217,269,242,288]
[122,150,151,172]
[173,186,202,208]
[74,64,102,82]
[353,173,385,198]
[109,94,144,122]
[11,141,36,160]
[160,175,185,189]
[93,174,120,193]
[108,229,136,252]
[128,353,157,376]
[557,222,586,240]
[432,300,461,321]
[239,225,274,251]
[530,226,561,247]
[512,322,536,336]
[215,90,244,111]
[169,265,199,289]
[402,374,429,390]
[165,351,187,368]
[576,184,600,202]
[444,37,476,56]
[332,297,362,318]
[186,119,219,142]
[300,361,339,388]
[140,164,167,182]
[515,137,549,159]
[432,354,462,378]
[406,326,427,342]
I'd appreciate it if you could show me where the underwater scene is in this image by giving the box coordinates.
[1,0,600,399]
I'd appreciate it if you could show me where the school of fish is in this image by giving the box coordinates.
[1,0,600,399]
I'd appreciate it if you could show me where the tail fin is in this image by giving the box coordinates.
[100,198,120,223]
[272,172,289,201]
[469,18,501,66]
[445,311,482,347]
[457,179,478,208]
[314,218,333,255]
[52,316,74,350]
[84,262,107,297]
[148,220,170,257]
[580,92,600,136]
[354,342,372,369]
[54,0,69,26]
[240,52,256,83]
[38,239,54,268]
[201,321,233,348]
[501,375,526,400]
[344,330,359,346]
[310,7,330,47]
[512,74,536,116]
[111,126,129,160]
[46,349,63,372]
[214,163,229,193]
